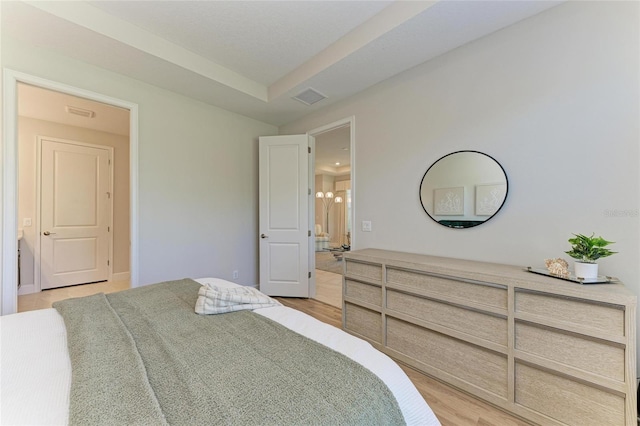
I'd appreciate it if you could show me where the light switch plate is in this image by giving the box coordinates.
[362,221,372,232]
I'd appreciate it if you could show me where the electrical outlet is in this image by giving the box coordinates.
[362,220,372,232]
[23,218,32,227]
[232,270,239,279]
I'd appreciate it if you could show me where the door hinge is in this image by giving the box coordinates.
[308,146,311,154]
[308,230,311,237]
[308,188,311,195]
[107,260,110,266]
[108,226,110,232]
[107,192,111,199]
[108,159,111,165]
[308,271,311,278]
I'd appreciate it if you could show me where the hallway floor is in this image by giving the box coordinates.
[313,269,342,308]
[18,272,343,312]
[18,279,130,312]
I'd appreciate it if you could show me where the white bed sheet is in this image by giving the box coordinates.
[1,278,439,426]
[1,308,71,425]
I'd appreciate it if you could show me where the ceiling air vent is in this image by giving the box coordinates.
[65,105,95,118]
[292,88,327,106]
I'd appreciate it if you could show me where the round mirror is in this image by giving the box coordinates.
[419,151,508,228]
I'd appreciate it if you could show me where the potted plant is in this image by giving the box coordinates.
[565,233,616,279]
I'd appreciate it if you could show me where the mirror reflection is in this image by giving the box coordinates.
[419,151,508,228]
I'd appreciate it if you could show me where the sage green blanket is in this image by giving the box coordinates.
[53,279,404,425]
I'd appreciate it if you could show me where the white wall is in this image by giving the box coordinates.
[0,3,4,308]
[18,117,131,287]
[282,2,640,362]
[2,35,278,287]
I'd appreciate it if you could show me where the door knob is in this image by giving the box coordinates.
[43,231,56,236]
[261,234,268,239]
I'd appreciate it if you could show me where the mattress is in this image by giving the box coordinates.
[1,278,439,425]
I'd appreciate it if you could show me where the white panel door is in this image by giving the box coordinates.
[259,135,311,297]
[40,139,111,289]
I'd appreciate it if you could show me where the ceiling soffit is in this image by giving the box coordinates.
[5,1,563,126]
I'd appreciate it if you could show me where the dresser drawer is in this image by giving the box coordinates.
[515,363,625,425]
[344,279,381,307]
[515,291,625,337]
[345,260,382,281]
[387,317,508,399]
[387,290,507,346]
[343,302,381,344]
[515,322,625,381]
[341,249,636,426]
[386,268,507,310]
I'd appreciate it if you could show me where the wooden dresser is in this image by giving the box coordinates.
[342,249,637,425]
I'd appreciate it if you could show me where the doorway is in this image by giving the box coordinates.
[309,118,354,308]
[17,84,130,294]
[2,70,139,315]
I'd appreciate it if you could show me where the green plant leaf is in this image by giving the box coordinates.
[566,233,616,263]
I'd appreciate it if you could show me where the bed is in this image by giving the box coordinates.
[1,277,440,425]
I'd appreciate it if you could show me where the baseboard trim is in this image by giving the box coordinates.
[111,272,130,282]
[18,283,36,295]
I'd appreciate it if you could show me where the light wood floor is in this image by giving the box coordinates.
[17,276,342,312]
[18,279,130,312]
[19,280,531,425]
[313,269,342,308]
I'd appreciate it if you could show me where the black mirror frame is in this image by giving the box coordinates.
[419,150,509,229]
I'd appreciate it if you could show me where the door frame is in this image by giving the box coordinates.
[307,116,355,250]
[35,137,114,292]
[1,69,139,315]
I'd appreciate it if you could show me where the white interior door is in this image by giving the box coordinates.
[259,135,312,297]
[40,138,111,290]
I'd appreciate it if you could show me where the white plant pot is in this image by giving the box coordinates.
[574,262,598,279]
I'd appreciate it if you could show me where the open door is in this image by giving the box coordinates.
[259,135,313,297]
[40,138,111,289]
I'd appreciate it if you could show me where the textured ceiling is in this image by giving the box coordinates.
[88,1,392,86]
[2,1,564,127]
